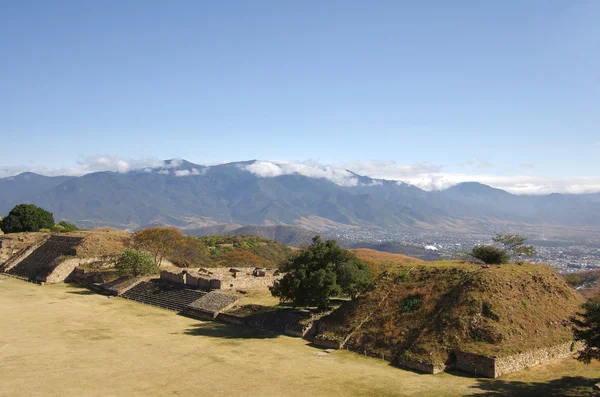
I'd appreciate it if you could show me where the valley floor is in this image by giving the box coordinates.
[0,276,598,397]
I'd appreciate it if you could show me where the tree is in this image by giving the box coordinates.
[115,249,158,277]
[57,221,79,232]
[169,236,210,268]
[132,227,184,267]
[0,204,54,233]
[270,236,373,310]
[468,245,511,265]
[572,296,600,363]
[492,233,536,262]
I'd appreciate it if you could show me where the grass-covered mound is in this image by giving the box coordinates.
[316,261,584,367]
[198,234,292,268]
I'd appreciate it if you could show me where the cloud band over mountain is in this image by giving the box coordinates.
[1,156,599,195]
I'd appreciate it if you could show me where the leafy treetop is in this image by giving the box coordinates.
[492,233,536,261]
[270,236,373,310]
[0,204,54,233]
[573,296,600,363]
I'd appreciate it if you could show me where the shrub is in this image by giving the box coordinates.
[0,204,54,233]
[573,296,600,363]
[564,274,582,288]
[57,221,79,232]
[400,295,423,313]
[50,224,66,233]
[115,249,158,277]
[468,245,510,265]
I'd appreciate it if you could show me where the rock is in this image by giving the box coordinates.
[593,383,600,391]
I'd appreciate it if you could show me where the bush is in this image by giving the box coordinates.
[400,295,423,313]
[115,249,158,277]
[573,297,600,363]
[57,221,79,232]
[468,245,510,265]
[50,224,66,233]
[564,274,582,288]
[0,204,54,233]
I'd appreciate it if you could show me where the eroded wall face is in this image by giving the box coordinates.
[493,342,580,378]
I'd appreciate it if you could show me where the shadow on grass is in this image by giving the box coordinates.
[182,322,279,340]
[66,290,96,295]
[466,376,599,397]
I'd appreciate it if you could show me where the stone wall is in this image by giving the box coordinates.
[160,270,186,285]
[215,312,247,325]
[44,257,98,284]
[160,267,282,291]
[454,351,496,378]
[395,357,445,375]
[493,342,581,378]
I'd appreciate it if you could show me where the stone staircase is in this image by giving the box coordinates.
[121,281,205,312]
[7,236,83,281]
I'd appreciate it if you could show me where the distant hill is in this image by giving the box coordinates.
[1,159,600,234]
[347,242,443,261]
[349,248,423,274]
[227,225,315,247]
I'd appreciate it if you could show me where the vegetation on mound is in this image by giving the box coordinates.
[131,227,293,269]
[270,236,373,309]
[115,249,158,277]
[573,296,600,363]
[1,204,81,234]
[317,262,583,365]
[467,234,536,265]
[1,204,54,233]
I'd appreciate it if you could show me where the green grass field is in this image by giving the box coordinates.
[0,276,598,397]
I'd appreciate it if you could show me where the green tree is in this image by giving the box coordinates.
[0,204,54,233]
[468,245,511,265]
[115,249,158,277]
[50,224,66,233]
[270,236,373,310]
[572,297,600,363]
[492,233,536,262]
[57,221,79,232]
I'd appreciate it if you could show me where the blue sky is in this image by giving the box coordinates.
[1,1,599,193]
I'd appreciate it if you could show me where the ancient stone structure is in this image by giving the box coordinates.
[491,342,582,378]
[185,291,240,319]
[160,267,282,291]
[120,280,205,312]
[0,235,49,272]
[6,236,83,281]
[99,276,144,296]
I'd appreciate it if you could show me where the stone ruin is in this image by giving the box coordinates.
[160,267,283,291]
[4,236,85,283]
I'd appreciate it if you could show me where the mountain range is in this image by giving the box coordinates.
[1,159,599,236]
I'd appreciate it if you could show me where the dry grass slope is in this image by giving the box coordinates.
[318,261,584,366]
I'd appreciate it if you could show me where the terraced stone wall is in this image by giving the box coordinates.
[7,236,83,280]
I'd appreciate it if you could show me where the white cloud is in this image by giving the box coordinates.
[342,160,442,180]
[0,156,165,178]
[401,173,600,195]
[243,160,360,187]
[1,156,599,195]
